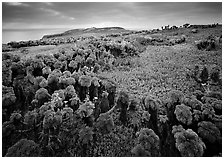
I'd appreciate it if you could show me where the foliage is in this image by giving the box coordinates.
[2,86,17,107]
[77,100,95,118]
[182,96,203,110]
[24,109,38,127]
[197,121,221,143]
[174,104,192,125]
[192,109,202,122]
[2,61,12,86]
[143,94,161,110]
[42,66,51,75]
[199,67,209,84]
[39,78,48,88]
[2,26,222,157]
[64,85,76,98]
[79,75,92,87]
[91,77,100,87]
[172,125,206,157]
[201,103,215,120]
[63,70,72,77]
[132,128,160,157]
[117,90,129,108]
[168,90,184,106]
[210,66,221,84]
[5,139,41,157]
[95,113,114,134]
[78,126,94,145]
[10,112,22,123]
[35,88,51,101]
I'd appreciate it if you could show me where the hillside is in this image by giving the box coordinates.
[42,27,129,39]
[2,25,222,157]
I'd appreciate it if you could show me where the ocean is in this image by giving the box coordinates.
[2,28,69,44]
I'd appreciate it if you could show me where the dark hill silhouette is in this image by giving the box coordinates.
[42,27,127,39]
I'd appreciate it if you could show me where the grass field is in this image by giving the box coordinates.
[99,41,222,100]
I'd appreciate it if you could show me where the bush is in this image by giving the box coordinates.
[172,126,206,157]
[168,90,184,106]
[78,126,94,145]
[35,88,51,103]
[2,86,17,107]
[24,109,39,127]
[197,121,221,143]
[95,113,114,134]
[2,61,12,86]
[79,75,92,87]
[77,100,95,118]
[5,139,41,157]
[132,128,160,157]
[174,104,192,125]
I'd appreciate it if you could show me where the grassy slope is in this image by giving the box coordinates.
[42,27,130,39]
[98,29,222,101]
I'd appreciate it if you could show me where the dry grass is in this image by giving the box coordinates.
[99,42,222,101]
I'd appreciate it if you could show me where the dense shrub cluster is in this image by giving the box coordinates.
[187,65,221,87]
[135,35,186,47]
[195,35,222,51]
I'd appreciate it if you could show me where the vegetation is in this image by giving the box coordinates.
[2,24,222,157]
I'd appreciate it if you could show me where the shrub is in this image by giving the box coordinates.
[117,90,129,124]
[77,100,95,118]
[53,60,63,70]
[78,126,94,145]
[192,109,202,122]
[211,100,222,115]
[132,128,160,157]
[68,60,78,69]
[174,104,192,125]
[42,66,51,76]
[34,76,45,87]
[197,121,221,143]
[199,67,209,84]
[35,88,51,103]
[39,79,48,88]
[172,126,206,157]
[201,103,215,120]
[168,90,184,106]
[95,113,114,134]
[210,66,221,84]
[182,96,203,110]
[2,86,17,107]
[62,106,74,121]
[24,109,39,127]
[79,75,92,87]
[42,110,54,129]
[5,139,41,157]
[131,144,150,156]
[2,61,12,86]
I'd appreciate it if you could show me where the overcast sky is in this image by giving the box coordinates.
[2,2,222,30]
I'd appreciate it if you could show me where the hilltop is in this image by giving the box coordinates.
[42,27,128,39]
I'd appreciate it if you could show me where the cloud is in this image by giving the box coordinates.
[5,2,29,7]
[39,7,75,20]
[2,2,222,31]
[40,8,60,16]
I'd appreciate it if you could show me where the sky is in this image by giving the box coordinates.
[2,2,222,43]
